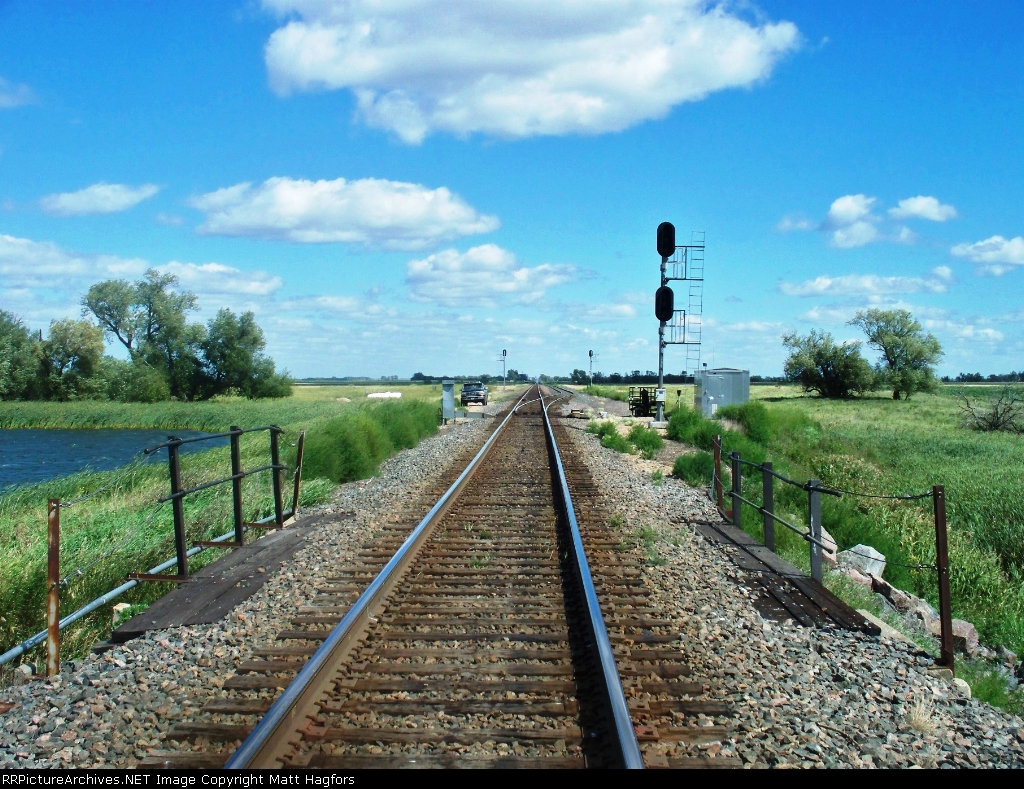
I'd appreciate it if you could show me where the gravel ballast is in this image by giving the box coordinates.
[0,411,501,769]
[3,387,1022,769]
[556,391,1024,769]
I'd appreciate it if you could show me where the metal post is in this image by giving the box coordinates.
[47,499,60,677]
[230,426,244,544]
[808,479,823,582]
[933,485,955,674]
[656,256,667,423]
[270,428,284,528]
[762,462,775,552]
[291,430,306,516]
[713,435,725,513]
[730,452,742,529]
[167,439,188,578]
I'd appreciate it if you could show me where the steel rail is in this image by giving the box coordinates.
[226,386,533,769]
[539,387,645,770]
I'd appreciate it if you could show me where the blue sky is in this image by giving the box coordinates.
[1,1,1021,379]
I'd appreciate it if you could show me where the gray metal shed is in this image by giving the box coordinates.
[694,367,750,416]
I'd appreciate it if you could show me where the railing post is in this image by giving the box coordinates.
[270,427,284,528]
[762,462,775,552]
[713,435,724,512]
[808,479,823,582]
[730,451,742,530]
[47,499,60,677]
[230,426,244,544]
[933,485,955,674]
[291,430,306,517]
[167,438,188,578]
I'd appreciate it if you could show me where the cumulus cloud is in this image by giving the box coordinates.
[950,235,1024,276]
[40,183,161,216]
[406,244,575,307]
[0,233,147,290]
[779,271,950,297]
[0,76,34,109]
[888,195,957,222]
[190,176,498,250]
[818,194,880,248]
[159,262,283,297]
[261,0,800,143]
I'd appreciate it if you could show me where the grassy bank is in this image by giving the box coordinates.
[666,385,1024,656]
[0,389,454,668]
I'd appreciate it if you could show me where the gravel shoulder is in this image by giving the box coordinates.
[0,410,504,769]
[557,393,1024,769]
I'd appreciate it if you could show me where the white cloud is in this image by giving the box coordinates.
[190,176,499,250]
[159,262,284,297]
[0,233,147,290]
[39,183,160,216]
[0,76,34,109]
[406,244,575,307]
[831,221,880,249]
[779,272,949,297]
[821,194,881,248]
[888,195,957,222]
[564,302,637,322]
[825,194,876,226]
[262,0,800,143]
[950,235,1024,276]
[776,214,814,232]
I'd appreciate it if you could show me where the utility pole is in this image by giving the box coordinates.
[588,350,594,389]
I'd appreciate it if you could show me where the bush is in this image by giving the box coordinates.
[782,329,875,398]
[717,401,772,444]
[666,407,704,442]
[628,424,664,459]
[601,430,633,454]
[674,452,715,485]
[101,359,171,403]
[297,401,438,483]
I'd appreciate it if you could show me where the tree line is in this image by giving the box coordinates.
[783,308,942,399]
[0,270,290,402]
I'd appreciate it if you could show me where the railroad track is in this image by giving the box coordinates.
[145,386,738,769]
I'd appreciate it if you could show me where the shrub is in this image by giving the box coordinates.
[628,424,664,459]
[720,432,767,475]
[101,359,171,403]
[717,401,772,444]
[782,329,875,398]
[666,407,704,442]
[601,430,633,454]
[674,452,715,485]
[297,401,438,483]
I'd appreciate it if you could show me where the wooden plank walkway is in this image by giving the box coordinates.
[111,515,331,643]
[689,520,881,635]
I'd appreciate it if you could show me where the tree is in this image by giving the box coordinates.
[200,309,291,399]
[99,358,171,403]
[570,368,588,385]
[849,308,943,400]
[83,269,203,399]
[38,319,105,400]
[411,372,426,381]
[0,310,39,400]
[782,330,874,398]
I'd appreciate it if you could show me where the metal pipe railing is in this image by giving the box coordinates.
[0,510,288,668]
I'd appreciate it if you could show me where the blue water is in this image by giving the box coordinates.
[0,429,230,490]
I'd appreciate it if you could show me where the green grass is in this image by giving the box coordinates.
[674,384,1024,660]
[585,385,629,402]
[587,419,666,458]
[956,660,1024,715]
[628,424,664,459]
[0,390,453,671]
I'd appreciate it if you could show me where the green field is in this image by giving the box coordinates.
[0,384,484,671]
